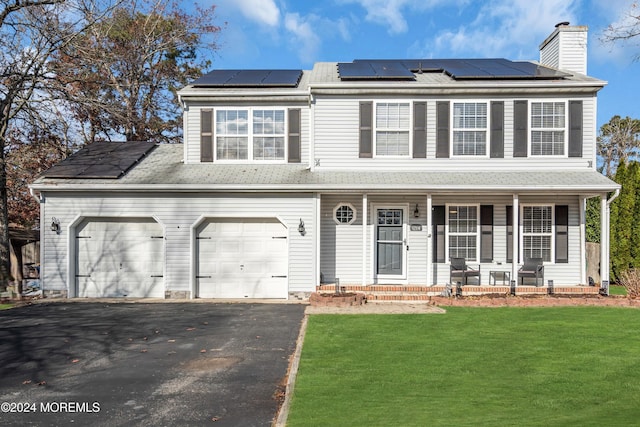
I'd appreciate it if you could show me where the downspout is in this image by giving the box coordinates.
[29,187,44,298]
[607,188,620,207]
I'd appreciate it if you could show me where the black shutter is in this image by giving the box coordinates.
[568,101,583,158]
[506,205,513,263]
[555,205,569,263]
[433,206,446,263]
[288,108,301,163]
[201,109,213,162]
[490,101,504,158]
[513,100,528,157]
[359,102,373,158]
[413,102,427,158]
[480,205,494,263]
[436,101,449,158]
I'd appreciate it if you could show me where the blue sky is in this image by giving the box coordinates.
[207,0,640,129]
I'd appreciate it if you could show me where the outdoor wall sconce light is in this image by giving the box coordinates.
[50,217,61,234]
[298,218,305,235]
[414,204,420,218]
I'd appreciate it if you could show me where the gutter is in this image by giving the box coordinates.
[29,182,621,194]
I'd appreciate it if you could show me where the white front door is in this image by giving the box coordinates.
[375,207,407,280]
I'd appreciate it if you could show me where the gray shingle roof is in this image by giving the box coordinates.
[32,144,619,194]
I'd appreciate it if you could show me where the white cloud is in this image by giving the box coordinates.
[412,0,580,59]
[283,12,353,64]
[339,0,451,34]
[285,13,322,63]
[226,0,280,27]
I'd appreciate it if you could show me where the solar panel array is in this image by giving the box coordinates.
[192,69,303,87]
[338,59,570,80]
[41,141,157,179]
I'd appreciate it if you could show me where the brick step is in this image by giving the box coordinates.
[316,284,601,299]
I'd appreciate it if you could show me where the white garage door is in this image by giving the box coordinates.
[197,218,288,299]
[76,218,164,298]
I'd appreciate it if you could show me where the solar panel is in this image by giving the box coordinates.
[339,59,570,81]
[262,69,305,85]
[191,69,303,87]
[338,61,415,80]
[41,141,156,179]
[191,70,240,86]
[509,61,571,78]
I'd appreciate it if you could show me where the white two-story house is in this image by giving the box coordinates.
[31,23,619,299]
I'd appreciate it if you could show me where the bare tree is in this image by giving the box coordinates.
[601,2,640,60]
[52,0,222,144]
[598,115,640,177]
[0,0,117,284]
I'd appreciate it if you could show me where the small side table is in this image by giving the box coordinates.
[489,271,510,286]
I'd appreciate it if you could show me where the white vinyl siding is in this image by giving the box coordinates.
[452,102,487,156]
[39,192,315,297]
[312,96,595,170]
[320,195,364,284]
[375,102,410,156]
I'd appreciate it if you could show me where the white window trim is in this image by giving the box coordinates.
[213,107,288,163]
[372,100,412,158]
[519,203,555,264]
[445,203,480,263]
[450,100,490,158]
[333,203,357,225]
[528,100,568,158]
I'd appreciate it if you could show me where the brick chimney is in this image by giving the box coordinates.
[539,22,588,75]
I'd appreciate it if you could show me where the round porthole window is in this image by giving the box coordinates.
[334,203,356,225]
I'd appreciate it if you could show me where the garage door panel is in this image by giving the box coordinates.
[197,218,288,299]
[76,218,164,298]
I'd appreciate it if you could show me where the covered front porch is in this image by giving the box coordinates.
[316,189,617,294]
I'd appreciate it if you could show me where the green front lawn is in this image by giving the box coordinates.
[287,308,640,426]
[609,285,627,296]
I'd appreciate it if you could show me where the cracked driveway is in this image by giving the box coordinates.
[0,302,305,426]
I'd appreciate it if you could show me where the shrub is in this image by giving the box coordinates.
[618,269,640,298]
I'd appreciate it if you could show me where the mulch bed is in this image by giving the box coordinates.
[430,294,640,307]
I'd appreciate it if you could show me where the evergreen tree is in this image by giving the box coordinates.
[585,197,600,243]
[610,162,636,281]
[632,163,640,267]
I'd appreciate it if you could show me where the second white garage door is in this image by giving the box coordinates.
[196,218,288,299]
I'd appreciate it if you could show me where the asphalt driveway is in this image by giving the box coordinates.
[0,302,306,427]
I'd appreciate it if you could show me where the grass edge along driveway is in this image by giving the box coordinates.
[286,307,640,427]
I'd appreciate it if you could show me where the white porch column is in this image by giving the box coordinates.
[315,193,321,287]
[362,194,368,286]
[426,194,432,285]
[600,195,609,283]
[512,194,519,286]
[579,196,587,284]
